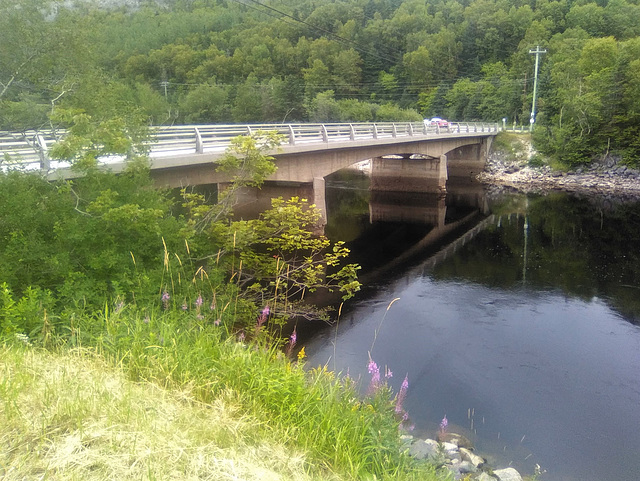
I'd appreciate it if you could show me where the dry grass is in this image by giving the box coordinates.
[0,345,340,481]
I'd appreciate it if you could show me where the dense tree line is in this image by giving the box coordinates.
[2,0,640,164]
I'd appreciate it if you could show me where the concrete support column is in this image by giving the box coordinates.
[439,153,449,188]
[312,176,327,229]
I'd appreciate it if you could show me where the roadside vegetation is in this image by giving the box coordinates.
[0,118,441,480]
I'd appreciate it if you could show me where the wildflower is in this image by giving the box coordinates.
[161,291,170,310]
[367,359,378,374]
[297,346,306,361]
[285,328,297,356]
[385,367,393,379]
[181,301,188,310]
[440,415,448,433]
[395,374,409,414]
[214,319,221,326]
[256,305,269,328]
[195,295,203,307]
[367,358,381,395]
[210,301,216,311]
[196,314,204,320]
[143,316,150,324]
[238,331,245,342]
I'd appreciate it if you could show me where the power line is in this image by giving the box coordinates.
[229,0,403,66]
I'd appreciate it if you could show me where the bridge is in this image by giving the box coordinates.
[1,121,499,224]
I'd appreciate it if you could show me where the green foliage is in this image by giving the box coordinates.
[216,130,281,188]
[62,306,436,481]
[3,0,640,164]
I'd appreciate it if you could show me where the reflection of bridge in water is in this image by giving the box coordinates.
[299,173,497,312]
[355,179,494,285]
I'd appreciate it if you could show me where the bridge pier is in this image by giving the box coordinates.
[370,154,448,193]
[225,180,327,233]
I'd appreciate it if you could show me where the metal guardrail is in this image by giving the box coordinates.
[0,121,500,172]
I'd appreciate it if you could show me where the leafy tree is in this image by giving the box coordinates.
[306,90,341,122]
[179,84,230,124]
[231,74,263,123]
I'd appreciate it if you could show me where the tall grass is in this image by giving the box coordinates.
[0,344,332,481]
[73,305,440,480]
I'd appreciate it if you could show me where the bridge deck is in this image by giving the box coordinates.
[0,121,499,177]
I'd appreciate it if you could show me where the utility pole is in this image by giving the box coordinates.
[529,45,547,131]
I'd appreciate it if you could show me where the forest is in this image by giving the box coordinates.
[2,0,640,165]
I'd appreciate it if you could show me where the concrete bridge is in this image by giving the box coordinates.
[136,122,498,188]
[1,121,499,224]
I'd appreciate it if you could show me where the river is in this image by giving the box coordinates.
[301,168,640,481]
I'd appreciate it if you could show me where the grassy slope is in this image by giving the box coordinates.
[0,345,338,481]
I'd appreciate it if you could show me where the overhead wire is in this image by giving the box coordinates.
[229,0,403,65]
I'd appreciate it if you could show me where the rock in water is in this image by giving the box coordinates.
[436,431,474,449]
[493,467,523,481]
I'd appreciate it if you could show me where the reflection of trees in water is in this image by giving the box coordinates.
[433,192,640,324]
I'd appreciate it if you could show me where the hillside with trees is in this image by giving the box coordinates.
[2,0,640,165]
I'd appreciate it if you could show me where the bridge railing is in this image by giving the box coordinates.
[0,121,499,172]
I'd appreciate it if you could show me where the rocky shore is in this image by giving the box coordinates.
[403,432,534,481]
[478,149,640,201]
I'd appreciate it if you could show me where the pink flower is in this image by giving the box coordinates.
[256,305,270,328]
[440,415,448,433]
[367,359,381,395]
[161,291,170,310]
[395,374,409,414]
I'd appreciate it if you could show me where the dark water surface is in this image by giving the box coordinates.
[303,170,640,481]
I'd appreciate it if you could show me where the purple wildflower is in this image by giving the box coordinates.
[196,314,204,320]
[210,301,216,311]
[395,374,409,414]
[385,367,393,379]
[161,291,170,310]
[214,319,221,326]
[181,302,188,311]
[195,295,203,307]
[256,305,270,328]
[367,359,378,374]
[440,415,448,433]
[238,331,245,342]
[285,328,297,356]
[367,359,381,395]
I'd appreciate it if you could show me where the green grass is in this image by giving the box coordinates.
[1,309,443,481]
[492,132,533,164]
[0,344,326,481]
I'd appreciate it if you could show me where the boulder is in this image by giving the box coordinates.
[458,460,477,474]
[408,438,439,460]
[437,432,474,449]
[460,447,484,468]
[493,467,523,481]
[476,473,497,481]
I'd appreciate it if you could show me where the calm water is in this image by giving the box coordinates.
[303,170,640,481]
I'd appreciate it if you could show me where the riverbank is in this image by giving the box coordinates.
[479,134,640,200]
[404,432,535,481]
